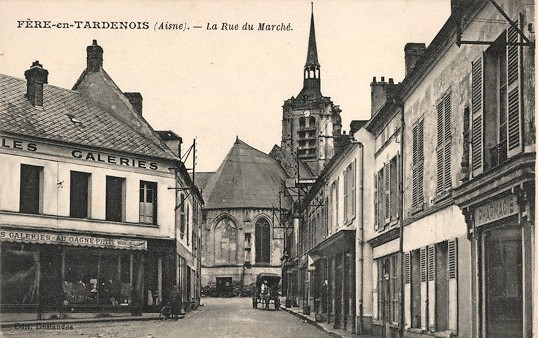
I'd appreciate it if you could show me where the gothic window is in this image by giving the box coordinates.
[214,217,237,265]
[255,218,271,264]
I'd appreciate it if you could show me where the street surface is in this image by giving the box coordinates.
[1,298,332,338]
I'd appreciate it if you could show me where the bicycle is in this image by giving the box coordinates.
[159,303,172,320]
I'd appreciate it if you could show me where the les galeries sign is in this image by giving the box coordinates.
[1,136,159,170]
[0,229,147,250]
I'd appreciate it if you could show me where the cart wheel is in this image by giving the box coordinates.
[159,305,171,320]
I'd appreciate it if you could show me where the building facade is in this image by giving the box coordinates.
[360,1,535,337]
[0,41,202,316]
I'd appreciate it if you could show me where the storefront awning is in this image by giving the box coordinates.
[0,228,147,250]
[309,229,355,257]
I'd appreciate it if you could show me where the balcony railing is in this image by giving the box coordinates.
[489,142,507,168]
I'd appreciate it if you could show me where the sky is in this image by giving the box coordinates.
[0,0,450,172]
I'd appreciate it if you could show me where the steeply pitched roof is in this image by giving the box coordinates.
[0,74,175,160]
[202,138,291,209]
[305,7,320,67]
[195,172,213,192]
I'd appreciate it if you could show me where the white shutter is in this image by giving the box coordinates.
[427,245,436,331]
[404,252,411,329]
[448,239,458,332]
[420,247,428,330]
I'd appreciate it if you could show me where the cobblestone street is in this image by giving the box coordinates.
[1,298,332,338]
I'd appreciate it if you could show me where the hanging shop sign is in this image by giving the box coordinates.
[0,229,147,250]
[474,194,518,227]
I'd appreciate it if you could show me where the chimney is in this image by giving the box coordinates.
[87,39,103,72]
[371,76,398,116]
[124,92,143,115]
[404,43,426,75]
[24,61,48,108]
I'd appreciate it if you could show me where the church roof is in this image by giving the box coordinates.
[201,138,290,210]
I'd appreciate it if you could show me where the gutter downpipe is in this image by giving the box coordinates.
[396,97,405,338]
[351,140,365,334]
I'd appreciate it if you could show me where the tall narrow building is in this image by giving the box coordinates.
[281,6,342,175]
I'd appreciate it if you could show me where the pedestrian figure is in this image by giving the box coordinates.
[170,284,181,320]
[260,280,269,310]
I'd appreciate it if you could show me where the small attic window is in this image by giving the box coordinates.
[67,114,83,126]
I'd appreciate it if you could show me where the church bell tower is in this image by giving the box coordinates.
[281,4,342,175]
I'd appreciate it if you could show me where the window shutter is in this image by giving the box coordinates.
[419,247,428,330]
[384,162,390,222]
[444,93,452,190]
[506,23,521,155]
[427,245,435,282]
[448,239,458,332]
[448,239,457,279]
[420,247,427,282]
[373,173,378,231]
[436,100,445,195]
[471,57,484,175]
[412,122,424,208]
[404,252,411,284]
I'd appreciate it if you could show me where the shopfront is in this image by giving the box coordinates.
[457,184,534,338]
[309,229,356,333]
[0,228,175,314]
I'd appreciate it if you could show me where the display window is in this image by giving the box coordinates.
[1,243,40,305]
[63,248,132,307]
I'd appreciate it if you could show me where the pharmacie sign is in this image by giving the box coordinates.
[0,229,147,250]
[474,194,518,227]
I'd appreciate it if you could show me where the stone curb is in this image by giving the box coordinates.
[282,307,342,338]
[0,315,163,328]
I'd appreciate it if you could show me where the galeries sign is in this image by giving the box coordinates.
[474,194,518,227]
[0,229,147,250]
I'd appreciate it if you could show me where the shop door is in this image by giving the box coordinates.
[378,257,392,338]
[335,254,343,329]
[484,227,522,338]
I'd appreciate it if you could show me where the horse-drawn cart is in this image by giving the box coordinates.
[252,273,280,310]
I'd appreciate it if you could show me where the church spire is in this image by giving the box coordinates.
[305,3,319,67]
[300,3,321,98]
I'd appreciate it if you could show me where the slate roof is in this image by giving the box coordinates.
[0,74,175,160]
[201,138,291,209]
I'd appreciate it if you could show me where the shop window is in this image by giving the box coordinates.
[106,176,125,222]
[139,181,157,224]
[70,171,90,219]
[19,164,42,214]
[471,24,522,176]
[255,218,271,264]
[436,91,452,195]
[1,243,40,305]
[63,248,131,306]
[376,253,400,324]
[484,227,523,338]
[214,217,237,264]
